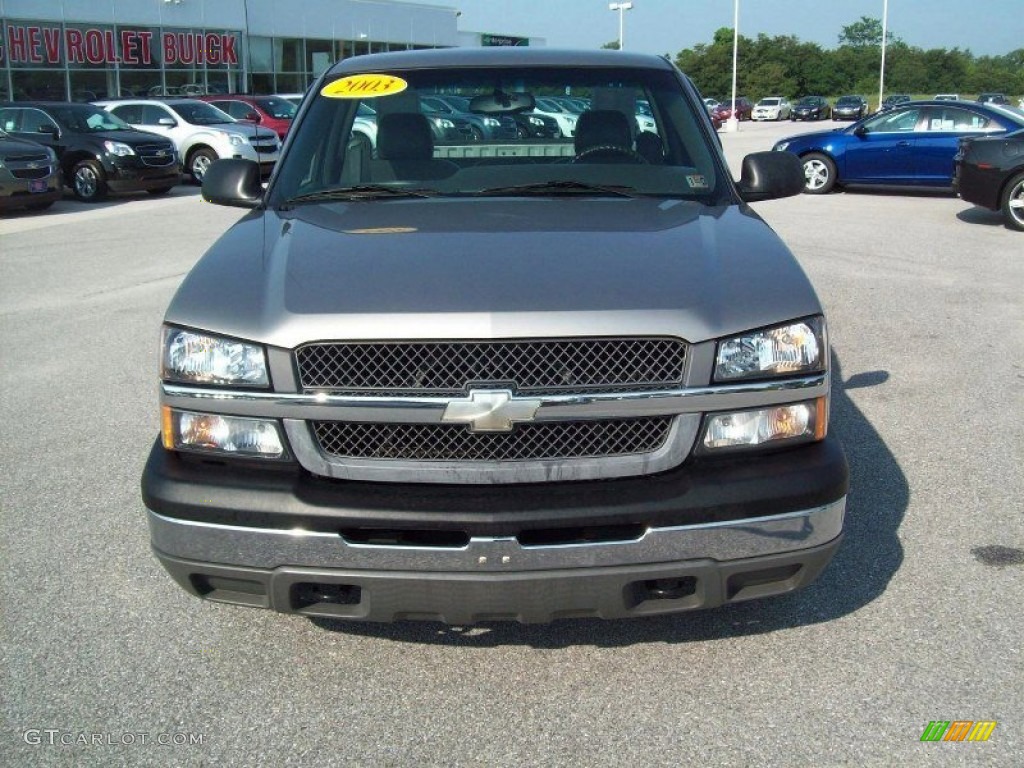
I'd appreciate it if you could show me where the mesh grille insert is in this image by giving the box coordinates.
[296,338,686,395]
[312,417,673,462]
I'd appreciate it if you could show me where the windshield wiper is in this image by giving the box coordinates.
[281,186,439,206]
[475,180,636,198]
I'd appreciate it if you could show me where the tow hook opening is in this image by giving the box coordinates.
[641,576,698,600]
[292,582,362,610]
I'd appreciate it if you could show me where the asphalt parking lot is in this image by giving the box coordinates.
[2,119,1022,767]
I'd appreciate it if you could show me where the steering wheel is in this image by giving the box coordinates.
[573,144,649,164]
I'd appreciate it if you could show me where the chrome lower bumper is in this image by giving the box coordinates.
[148,498,845,573]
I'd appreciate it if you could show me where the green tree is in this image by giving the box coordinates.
[600,40,620,50]
[838,16,897,47]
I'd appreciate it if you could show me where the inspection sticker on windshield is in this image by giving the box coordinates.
[321,74,408,99]
[685,174,708,189]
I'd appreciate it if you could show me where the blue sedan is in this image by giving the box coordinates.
[773,100,1024,194]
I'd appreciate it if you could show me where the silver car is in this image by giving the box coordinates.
[143,48,847,624]
[95,98,280,183]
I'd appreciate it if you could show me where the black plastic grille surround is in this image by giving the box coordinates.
[312,417,673,462]
[295,338,687,395]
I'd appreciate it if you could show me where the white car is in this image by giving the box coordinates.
[352,103,378,150]
[752,97,791,121]
[934,93,960,101]
[95,98,280,183]
[533,97,578,137]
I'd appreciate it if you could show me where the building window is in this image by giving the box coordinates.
[11,70,67,101]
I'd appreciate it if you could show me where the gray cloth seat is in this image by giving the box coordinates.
[369,113,457,182]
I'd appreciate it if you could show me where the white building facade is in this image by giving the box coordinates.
[0,0,539,101]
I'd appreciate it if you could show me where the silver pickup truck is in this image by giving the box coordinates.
[142,48,848,624]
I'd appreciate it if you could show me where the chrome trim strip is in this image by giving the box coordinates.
[161,373,827,422]
[285,414,699,483]
[148,498,845,572]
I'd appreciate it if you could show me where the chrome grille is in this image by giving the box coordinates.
[11,166,51,179]
[3,152,49,163]
[136,142,176,167]
[312,417,673,461]
[295,338,687,395]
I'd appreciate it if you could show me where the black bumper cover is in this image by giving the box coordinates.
[141,434,848,537]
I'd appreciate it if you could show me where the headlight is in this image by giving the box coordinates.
[482,117,500,127]
[432,117,455,129]
[528,116,544,126]
[564,115,577,126]
[45,147,58,162]
[714,318,824,382]
[701,399,826,451]
[161,327,269,387]
[773,142,790,151]
[103,140,135,156]
[162,407,286,459]
[226,133,247,147]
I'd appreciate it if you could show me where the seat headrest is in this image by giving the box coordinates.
[574,110,633,154]
[377,113,434,160]
[635,130,664,164]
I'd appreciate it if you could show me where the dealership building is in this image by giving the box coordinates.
[0,0,539,101]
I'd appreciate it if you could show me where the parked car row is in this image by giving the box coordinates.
[772,98,1024,230]
[0,97,281,209]
[0,101,179,204]
[720,93,1022,122]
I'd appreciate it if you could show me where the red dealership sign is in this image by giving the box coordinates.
[0,23,239,66]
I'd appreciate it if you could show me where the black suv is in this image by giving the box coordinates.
[0,102,178,201]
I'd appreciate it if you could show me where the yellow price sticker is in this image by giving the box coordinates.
[321,74,408,99]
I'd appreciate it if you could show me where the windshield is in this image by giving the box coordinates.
[270,64,725,207]
[758,98,780,106]
[255,97,297,119]
[169,101,235,125]
[52,105,132,132]
[837,97,860,105]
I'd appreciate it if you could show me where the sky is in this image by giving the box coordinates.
[403,0,1023,58]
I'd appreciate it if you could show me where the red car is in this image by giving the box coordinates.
[197,95,296,140]
[712,97,753,122]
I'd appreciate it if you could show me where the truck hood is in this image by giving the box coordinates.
[166,197,822,349]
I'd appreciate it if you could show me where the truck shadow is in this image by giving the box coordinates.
[310,352,907,647]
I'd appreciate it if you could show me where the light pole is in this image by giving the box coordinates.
[726,0,739,132]
[878,0,889,112]
[608,2,633,51]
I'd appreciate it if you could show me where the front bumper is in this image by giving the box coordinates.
[0,174,62,208]
[106,159,179,191]
[143,435,848,622]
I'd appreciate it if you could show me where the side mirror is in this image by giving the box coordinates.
[158,117,176,127]
[201,158,262,208]
[37,124,58,136]
[737,151,805,202]
[244,111,261,122]
[853,124,867,137]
